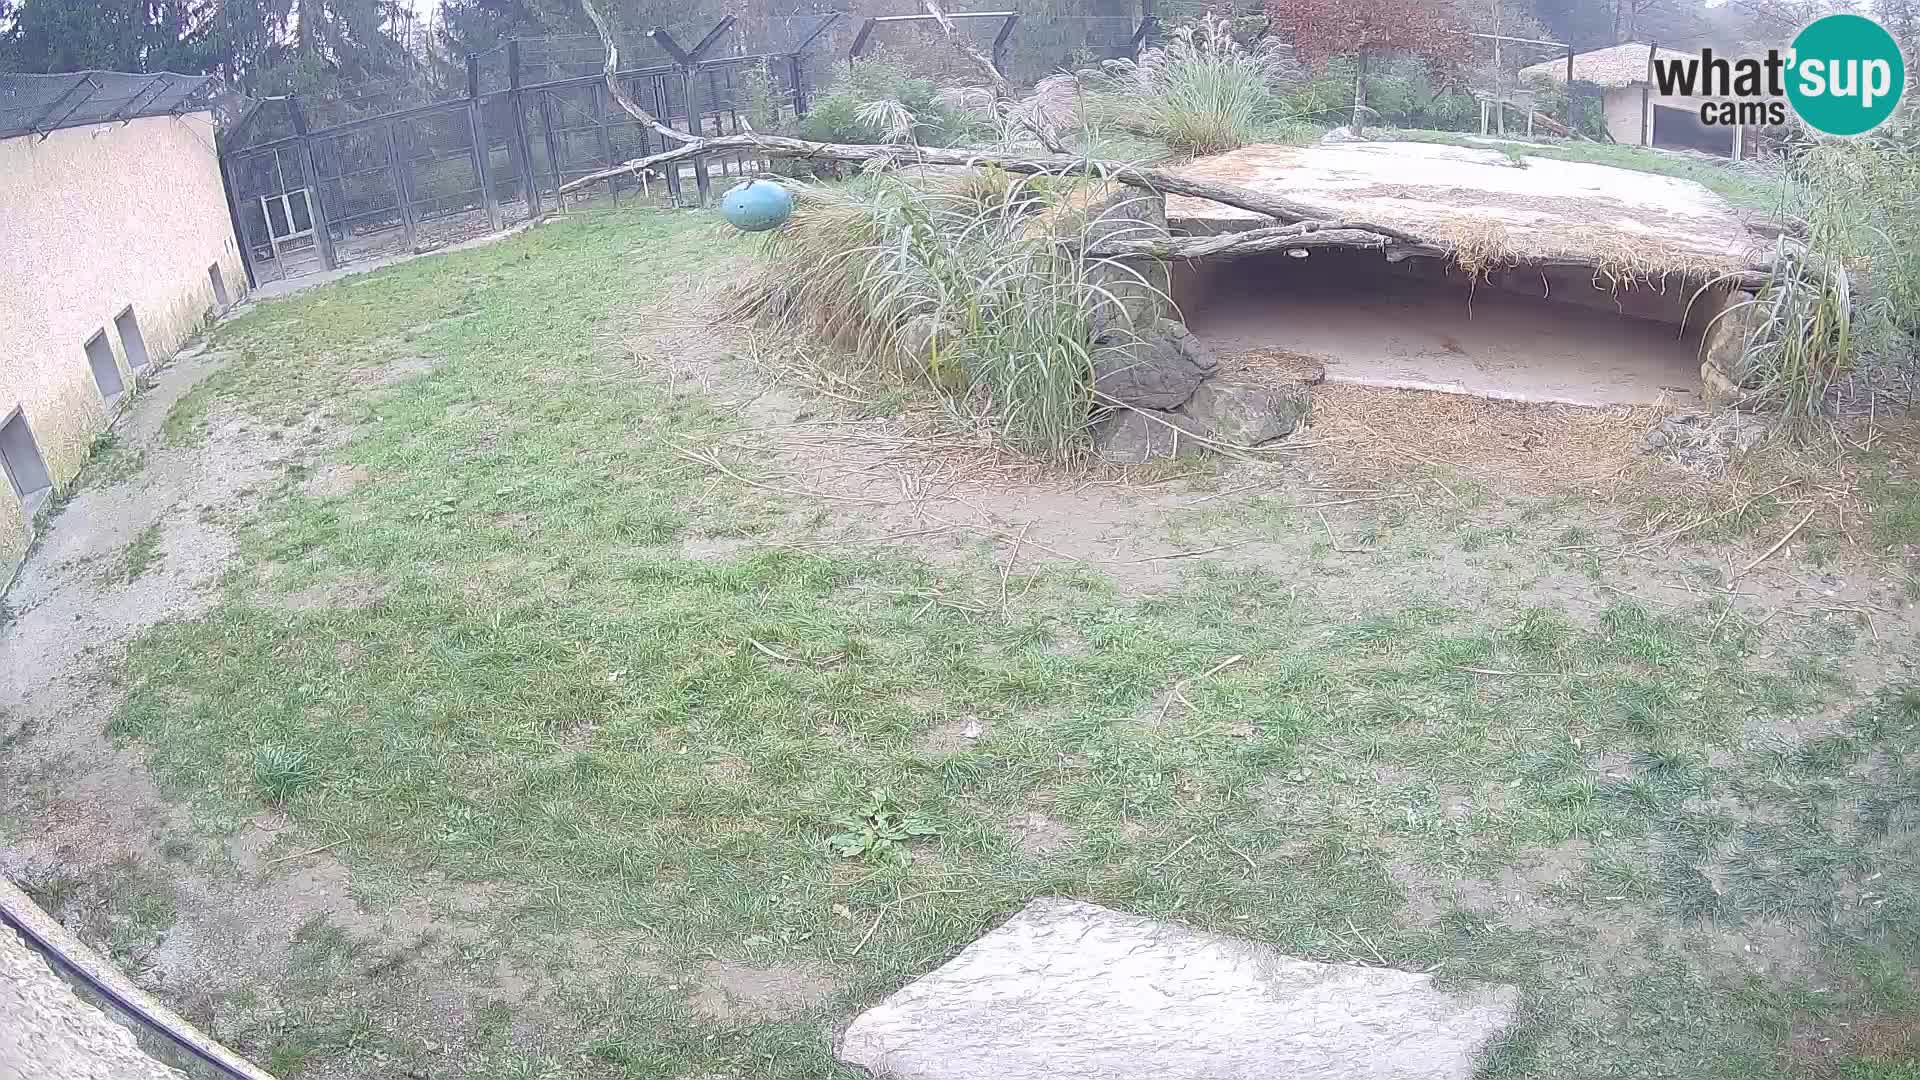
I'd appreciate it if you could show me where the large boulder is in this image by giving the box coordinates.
[1175,377,1312,447]
[1092,408,1204,465]
[1041,180,1173,337]
[837,898,1520,1080]
[1091,319,1217,410]
[1699,290,1767,399]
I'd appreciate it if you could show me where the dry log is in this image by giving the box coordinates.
[1088,226,1445,262]
[556,135,1428,244]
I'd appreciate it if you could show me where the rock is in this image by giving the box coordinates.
[1091,319,1216,410]
[1700,290,1766,388]
[1699,360,1756,407]
[1042,180,1173,336]
[1175,377,1311,447]
[1321,125,1361,143]
[838,898,1519,1080]
[899,314,956,366]
[1093,408,1204,465]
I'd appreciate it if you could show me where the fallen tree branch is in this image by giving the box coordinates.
[1087,226,1445,262]
[557,136,1427,242]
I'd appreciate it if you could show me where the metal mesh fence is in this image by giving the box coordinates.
[217,17,839,287]
[0,71,216,140]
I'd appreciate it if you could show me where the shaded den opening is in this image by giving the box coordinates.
[1175,248,1719,407]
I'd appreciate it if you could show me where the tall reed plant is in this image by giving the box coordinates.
[1081,14,1303,157]
[736,169,1169,459]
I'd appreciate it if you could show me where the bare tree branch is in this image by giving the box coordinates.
[580,0,691,146]
[922,0,1011,96]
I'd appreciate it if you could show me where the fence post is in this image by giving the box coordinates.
[788,54,808,116]
[216,149,261,289]
[992,13,1020,76]
[384,119,418,253]
[465,54,503,230]
[507,40,542,219]
[684,70,711,204]
[592,82,618,203]
[1564,47,1575,133]
[285,96,337,271]
[536,89,565,211]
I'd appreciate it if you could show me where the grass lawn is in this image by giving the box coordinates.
[8,209,1918,1078]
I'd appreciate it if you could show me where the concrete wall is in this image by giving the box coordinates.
[0,111,243,582]
[1603,86,1646,145]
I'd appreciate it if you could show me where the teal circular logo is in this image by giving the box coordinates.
[1786,14,1905,136]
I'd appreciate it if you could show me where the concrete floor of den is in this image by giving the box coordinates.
[1182,252,1707,408]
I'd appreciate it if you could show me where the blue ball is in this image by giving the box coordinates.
[720,179,794,233]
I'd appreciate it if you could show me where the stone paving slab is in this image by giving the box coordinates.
[838,897,1518,1080]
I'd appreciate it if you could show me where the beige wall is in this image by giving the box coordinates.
[0,110,244,581]
[1603,86,1647,145]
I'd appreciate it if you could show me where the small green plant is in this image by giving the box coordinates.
[253,746,321,806]
[828,788,938,865]
[118,523,164,583]
[735,59,783,132]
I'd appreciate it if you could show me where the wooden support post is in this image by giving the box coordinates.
[1640,42,1655,146]
[286,96,337,271]
[1127,15,1158,59]
[1352,50,1367,133]
[1564,47,1575,132]
[593,81,617,203]
[992,13,1020,76]
[652,78,680,202]
[384,119,418,253]
[850,17,879,60]
[217,147,261,289]
[789,53,808,116]
[536,89,565,210]
[685,68,711,205]
[507,40,542,219]
[465,54,502,230]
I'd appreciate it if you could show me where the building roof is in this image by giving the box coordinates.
[0,70,216,141]
[1518,43,1695,89]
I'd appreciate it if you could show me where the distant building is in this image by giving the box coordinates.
[1520,43,1743,158]
[0,71,246,580]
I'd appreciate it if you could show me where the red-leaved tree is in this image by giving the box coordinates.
[1268,0,1472,66]
[1267,0,1471,128]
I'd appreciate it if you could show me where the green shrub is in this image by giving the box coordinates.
[796,57,975,147]
[1280,55,1479,131]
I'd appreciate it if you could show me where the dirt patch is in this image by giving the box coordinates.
[303,463,372,498]
[917,716,987,755]
[1007,812,1076,858]
[690,960,835,1021]
[275,574,390,612]
[351,355,436,388]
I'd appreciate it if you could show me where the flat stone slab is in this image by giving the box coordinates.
[1166,140,1757,273]
[838,898,1517,1080]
